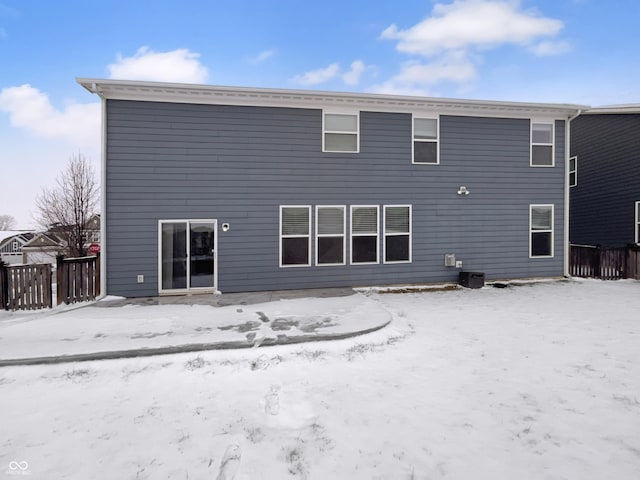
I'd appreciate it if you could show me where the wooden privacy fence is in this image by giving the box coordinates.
[56,254,100,306]
[0,255,101,311]
[570,244,640,280]
[0,263,52,311]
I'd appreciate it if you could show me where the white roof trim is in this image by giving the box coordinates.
[77,78,587,119]
[582,104,640,115]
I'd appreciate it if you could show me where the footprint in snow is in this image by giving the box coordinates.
[216,444,241,480]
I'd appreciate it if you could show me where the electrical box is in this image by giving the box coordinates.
[137,275,144,283]
[444,254,456,267]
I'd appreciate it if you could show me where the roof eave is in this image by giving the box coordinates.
[77,78,588,119]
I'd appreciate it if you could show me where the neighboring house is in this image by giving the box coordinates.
[0,231,35,265]
[21,232,66,266]
[79,78,585,297]
[570,106,640,247]
[21,214,101,266]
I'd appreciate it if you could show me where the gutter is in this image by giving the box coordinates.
[564,108,583,277]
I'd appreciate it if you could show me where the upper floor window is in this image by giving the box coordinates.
[530,204,554,258]
[323,112,359,153]
[413,117,439,164]
[569,156,577,187]
[531,122,554,167]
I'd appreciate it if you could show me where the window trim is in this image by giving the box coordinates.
[529,204,554,258]
[569,156,577,187]
[530,121,555,167]
[279,205,312,268]
[412,115,440,165]
[383,204,412,264]
[350,205,380,265]
[322,111,360,153]
[315,205,346,266]
[635,201,640,244]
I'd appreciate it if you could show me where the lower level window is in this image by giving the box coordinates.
[384,205,411,263]
[351,206,379,264]
[530,204,554,257]
[635,201,640,243]
[316,206,345,265]
[280,206,311,266]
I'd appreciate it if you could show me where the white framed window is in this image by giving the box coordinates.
[569,156,577,187]
[315,206,346,266]
[413,116,439,164]
[635,201,640,244]
[280,206,311,267]
[323,112,359,153]
[383,205,412,263]
[530,204,554,258]
[351,205,379,264]
[531,122,554,167]
[12,241,19,252]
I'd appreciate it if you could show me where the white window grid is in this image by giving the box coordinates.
[322,111,360,153]
[315,205,346,266]
[529,204,554,258]
[279,205,312,268]
[412,115,439,165]
[383,204,412,264]
[530,121,555,167]
[350,205,380,265]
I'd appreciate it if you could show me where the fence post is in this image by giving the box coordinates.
[594,245,602,278]
[56,255,64,306]
[95,253,101,297]
[0,261,7,310]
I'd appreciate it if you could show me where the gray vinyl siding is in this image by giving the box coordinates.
[106,100,566,296]
[570,114,640,247]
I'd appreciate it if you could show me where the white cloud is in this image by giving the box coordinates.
[370,53,476,96]
[249,49,276,64]
[342,60,367,85]
[291,63,340,86]
[381,0,564,56]
[529,40,572,56]
[378,1,569,94]
[108,46,208,83]
[0,84,100,148]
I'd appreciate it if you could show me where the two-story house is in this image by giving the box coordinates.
[79,78,585,297]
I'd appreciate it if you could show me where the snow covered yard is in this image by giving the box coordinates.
[1,279,639,479]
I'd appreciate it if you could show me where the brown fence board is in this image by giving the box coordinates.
[0,264,52,311]
[570,244,640,280]
[55,255,100,306]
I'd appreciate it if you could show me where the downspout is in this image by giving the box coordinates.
[93,83,108,300]
[564,108,583,277]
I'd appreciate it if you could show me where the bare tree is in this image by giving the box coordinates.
[35,154,99,257]
[0,214,16,230]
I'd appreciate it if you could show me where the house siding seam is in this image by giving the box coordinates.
[105,100,565,296]
[570,114,640,247]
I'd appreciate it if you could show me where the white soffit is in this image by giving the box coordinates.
[77,78,588,119]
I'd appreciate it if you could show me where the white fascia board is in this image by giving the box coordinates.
[77,78,588,120]
[581,104,640,115]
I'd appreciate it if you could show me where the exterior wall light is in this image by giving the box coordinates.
[457,186,470,195]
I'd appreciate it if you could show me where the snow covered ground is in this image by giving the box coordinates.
[1,279,639,479]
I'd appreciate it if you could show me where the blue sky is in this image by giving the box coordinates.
[1,0,639,228]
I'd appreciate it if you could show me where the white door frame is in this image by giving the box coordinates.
[158,219,218,295]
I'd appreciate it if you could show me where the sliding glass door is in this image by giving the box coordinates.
[159,220,217,293]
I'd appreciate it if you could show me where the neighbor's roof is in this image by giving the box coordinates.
[0,231,34,244]
[77,78,588,119]
[582,104,640,115]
